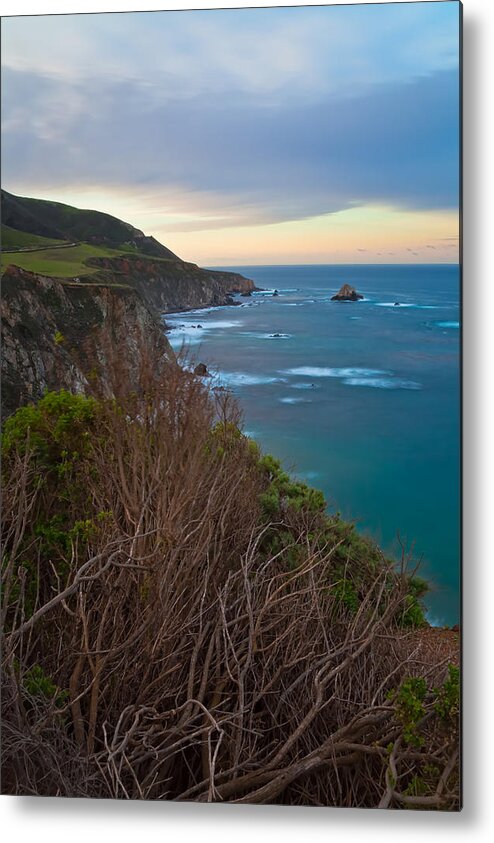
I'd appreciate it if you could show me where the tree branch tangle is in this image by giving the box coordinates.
[1,354,460,807]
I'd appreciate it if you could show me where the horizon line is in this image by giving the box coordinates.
[204,261,460,268]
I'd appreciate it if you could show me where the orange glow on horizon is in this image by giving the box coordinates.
[7,184,459,266]
[161,204,459,266]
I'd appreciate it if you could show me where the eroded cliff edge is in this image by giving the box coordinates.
[87,254,255,312]
[1,266,173,418]
[1,190,256,418]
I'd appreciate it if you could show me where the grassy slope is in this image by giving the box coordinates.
[1,224,66,250]
[0,243,126,278]
[1,190,180,260]
[1,241,180,279]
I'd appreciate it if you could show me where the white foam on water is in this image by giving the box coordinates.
[375,302,415,308]
[166,328,204,348]
[343,377,422,390]
[243,430,257,439]
[166,305,231,317]
[279,396,309,404]
[239,332,292,340]
[375,302,438,309]
[283,366,391,378]
[297,470,320,482]
[166,318,240,333]
[194,319,241,330]
[328,297,369,304]
[290,382,319,390]
[165,318,242,348]
[215,372,288,388]
[253,288,298,295]
[425,612,446,628]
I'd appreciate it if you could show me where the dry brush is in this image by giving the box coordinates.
[1,357,459,807]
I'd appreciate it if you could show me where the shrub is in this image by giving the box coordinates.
[1,389,97,466]
[1,365,459,808]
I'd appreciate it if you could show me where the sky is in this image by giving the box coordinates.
[1,2,460,265]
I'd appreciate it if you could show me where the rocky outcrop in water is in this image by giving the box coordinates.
[331,284,364,301]
[193,363,210,377]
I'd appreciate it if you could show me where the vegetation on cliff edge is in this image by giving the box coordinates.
[1,361,459,807]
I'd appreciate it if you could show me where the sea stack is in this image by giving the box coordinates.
[331,283,364,302]
[193,363,210,377]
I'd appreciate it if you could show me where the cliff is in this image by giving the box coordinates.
[1,265,172,418]
[1,191,256,418]
[87,255,255,312]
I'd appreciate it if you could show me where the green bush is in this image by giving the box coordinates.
[332,575,359,614]
[2,389,97,466]
[23,664,68,707]
[390,676,427,747]
[434,664,460,721]
[258,453,326,516]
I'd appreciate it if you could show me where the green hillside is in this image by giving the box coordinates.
[0,242,131,278]
[1,224,65,251]
[1,189,180,261]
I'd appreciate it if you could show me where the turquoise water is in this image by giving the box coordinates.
[165,264,460,625]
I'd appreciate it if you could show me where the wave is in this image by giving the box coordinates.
[165,319,241,348]
[374,302,438,309]
[279,396,310,404]
[240,332,292,340]
[243,429,257,439]
[435,321,460,329]
[168,319,240,330]
[165,304,232,317]
[425,612,445,628]
[283,366,391,378]
[343,377,422,390]
[215,372,287,388]
[296,470,320,482]
[283,366,420,391]
[253,288,298,296]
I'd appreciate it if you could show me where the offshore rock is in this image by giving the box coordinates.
[331,283,364,302]
[193,363,210,377]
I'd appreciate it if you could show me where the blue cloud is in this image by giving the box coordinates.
[1,3,460,229]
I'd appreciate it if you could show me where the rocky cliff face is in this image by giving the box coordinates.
[1,265,172,418]
[88,255,256,313]
[1,249,255,419]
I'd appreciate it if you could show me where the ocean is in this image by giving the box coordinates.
[165,264,460,626]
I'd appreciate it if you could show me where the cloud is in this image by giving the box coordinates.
[2,64,459,228]
[1,4,460,235]
[1,4,460,100]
